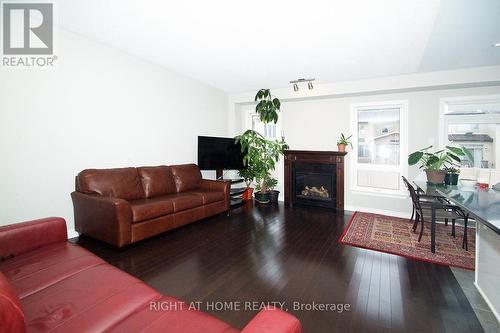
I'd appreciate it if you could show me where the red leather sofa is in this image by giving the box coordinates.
[0,217,302,333]
[71,164,229,247]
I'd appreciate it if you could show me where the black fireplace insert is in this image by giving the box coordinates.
[292,162,336,209]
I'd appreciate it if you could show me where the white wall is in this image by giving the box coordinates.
[0,30,228,234]
[232,85,500,217]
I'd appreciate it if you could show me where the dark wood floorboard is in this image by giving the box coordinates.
[72,202,484,333]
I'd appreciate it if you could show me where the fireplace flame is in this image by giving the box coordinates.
[301,186,330,198]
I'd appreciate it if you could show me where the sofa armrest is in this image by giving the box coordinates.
[0,217,67,260]
[71,192,133,247]
[200,179,230,194]
[242,307,302,333]
[200,179,230,210]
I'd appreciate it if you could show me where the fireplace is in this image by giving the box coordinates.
[294,162,336,209]
[284,150,346,210]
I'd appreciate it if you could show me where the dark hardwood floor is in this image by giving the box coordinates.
[73,202,484,333]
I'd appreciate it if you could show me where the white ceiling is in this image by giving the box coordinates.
[58,0,500,93]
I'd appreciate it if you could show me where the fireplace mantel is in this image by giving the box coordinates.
[284,150,347,210]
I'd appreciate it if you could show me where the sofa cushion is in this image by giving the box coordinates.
[76,167,145,200]
[130,197,175,223]
[0,242,104,299]
[188,189,225,205]
[168,193,204,212]
[138,166,177,198]
[107,296,240,333]
[170,164,202,192]
[0,272,26,333]
[21,264,160,333]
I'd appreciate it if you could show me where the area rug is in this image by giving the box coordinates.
[339,212,475,270]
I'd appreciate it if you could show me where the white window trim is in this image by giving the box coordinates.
[350,100,409,197]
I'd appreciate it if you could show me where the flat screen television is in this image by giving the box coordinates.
[197,136,246,170]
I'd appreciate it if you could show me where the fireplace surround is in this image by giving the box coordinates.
[284,150,346,210]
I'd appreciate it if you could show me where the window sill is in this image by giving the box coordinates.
[349,189,409,199]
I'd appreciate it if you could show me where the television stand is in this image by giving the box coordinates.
[213,170,246,208]
[218,180,246,208]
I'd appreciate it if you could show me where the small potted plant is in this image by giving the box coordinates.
[444,167,460,185]
[266,177,279,203]
[337,133,352,152]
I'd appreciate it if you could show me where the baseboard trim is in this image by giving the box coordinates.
[67,229,79,239]
[344,205,411,219]
[276,199,411,219]
[474,281,500,324]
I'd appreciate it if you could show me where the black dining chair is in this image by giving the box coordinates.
[401,176,470,250]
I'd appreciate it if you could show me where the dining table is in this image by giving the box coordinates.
[413,181,500,252]
[413,180,500,322]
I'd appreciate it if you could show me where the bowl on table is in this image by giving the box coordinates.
[477,178,489,189]
[460,179,477,187]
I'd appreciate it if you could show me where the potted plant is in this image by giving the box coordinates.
[238,167,256,201]
[444,167,460,185]
[408,145,472,184]
[236,130,288,204]
[235,89,288,204]
[337,133,352,152]
[266,177,279,203]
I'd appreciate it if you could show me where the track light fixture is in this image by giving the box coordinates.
[290,78,315,92]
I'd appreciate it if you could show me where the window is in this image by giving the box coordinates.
[246,113,280,140]
[442,97,500,170]
[351,101,408,195]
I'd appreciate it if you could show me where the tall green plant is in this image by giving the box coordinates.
[235,89,288,193]
[255,89,281,123]
[235,130,288,193]
[238,165,257,188]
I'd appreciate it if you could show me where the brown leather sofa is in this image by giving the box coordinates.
[71,164,229,247]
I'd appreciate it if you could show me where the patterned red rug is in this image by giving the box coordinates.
[339,212,475,270]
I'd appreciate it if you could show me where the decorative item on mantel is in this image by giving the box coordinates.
[337,133,353,152]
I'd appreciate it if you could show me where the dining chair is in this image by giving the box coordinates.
[401,177,470,250]
[401,176,436,230]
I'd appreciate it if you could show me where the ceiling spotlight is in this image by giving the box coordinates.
[494,43,500,47]
[290,78,315,92]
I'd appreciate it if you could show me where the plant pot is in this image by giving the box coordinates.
[444,173,459,185]
[242,187,254,201]
[254,191,270,204]
[269,190,280,203]
[425,170,446,184]
[337,144,346,152]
